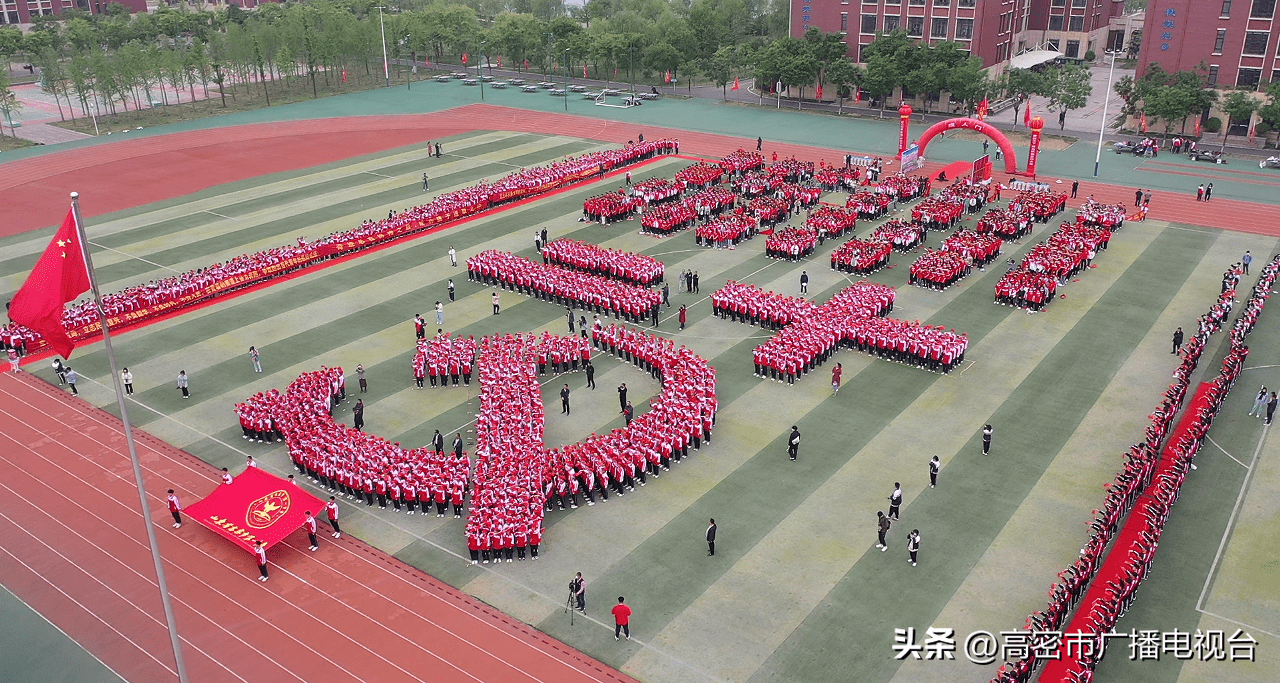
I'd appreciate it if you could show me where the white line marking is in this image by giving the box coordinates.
[1195,424,1268,613]
[202,210,234,219]
[87,242,181,273]
[362,171,394,179]
[1195,609,1280,640]
[1205,436,1250,469]
[1242,364,1280,371]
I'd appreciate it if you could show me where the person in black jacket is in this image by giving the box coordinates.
[875,511,891,550]
[352,399,364,431]
[1172,327,1184,354]
[585,360,596,389]
[453,433,465,457]
[706,518,717,556]
[982,424,993,455]
[618,383,628,412]
[788,426,800,461]
[561,384,571,414]
[432,429,445,455]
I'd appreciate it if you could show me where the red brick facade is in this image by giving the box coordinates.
[1,0,148,25]
[1137,0,1280,90]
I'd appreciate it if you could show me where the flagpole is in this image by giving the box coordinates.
[70,192,192,683]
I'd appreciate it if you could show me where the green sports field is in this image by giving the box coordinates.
[2,130,1277,683]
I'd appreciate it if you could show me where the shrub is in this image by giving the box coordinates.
[1084,50,1096,62]
[1204,117,1223,133]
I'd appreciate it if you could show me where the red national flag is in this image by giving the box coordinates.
[1023,101,1031,126]
[462,52,468,65]
[977,97,989,120]
[497,56,502,68]
[614,67,619,79]
[185,468,327,553]
[9,208,92,359]
[1195,117,1201,136]
[341,68,347,83]
[524,59,529,70]
[664,70,671,83]
[816,84,823,100]
[855,88,861,103]
[425,56,430,67]
[1140,113,1147,133]
[731,77,740,91]
[583,64,588,78]
[1250,124,1257,140]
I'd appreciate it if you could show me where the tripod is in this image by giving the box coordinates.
[564,588,576,626]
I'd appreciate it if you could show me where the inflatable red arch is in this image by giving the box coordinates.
[915,118,1020,175]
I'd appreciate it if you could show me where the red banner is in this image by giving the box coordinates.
[186,468,326,553]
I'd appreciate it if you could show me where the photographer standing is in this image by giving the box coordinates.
[570,572,586,614]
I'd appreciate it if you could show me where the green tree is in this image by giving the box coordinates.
[0,67,22,138]
[860,30,910,116]
[1044,64,1093,129]
[825,56,860,114]
[1004,68,1045,127]
[1219,90,1259,150]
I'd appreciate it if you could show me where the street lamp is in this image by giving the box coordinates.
[404,35,413,91]
[564,48,570,111]
[478,41,487,98]
[1093,50,1118,177]
[375,6,389,88]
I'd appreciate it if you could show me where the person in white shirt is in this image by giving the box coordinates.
[254,540,269,581]
[245,455,257,469]
[121,368,134,394]
[449,246,457,267]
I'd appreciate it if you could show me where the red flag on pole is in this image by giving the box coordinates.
[664,71,671,83]
[855,88,861,103]
[462,53,468,65]
[977,97,988,121]
[425,56,430,67]
[497,56,502,68]
[524,59,529,70]
[1195,117,1201,136]
[341,68,347,83]
[1023,101,1031,127]
[731,77,740,91]
[816,84,823,100]
[615,67,619,79]
[9,207,92,359]
[583,64,588,78]
[1140,113,1147,133]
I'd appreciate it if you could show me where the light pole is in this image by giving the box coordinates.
[629,44,635,95]
[375,6,389,88]
[564,48,570,111]
[1093,50,1118,177]
[479,41,486,101]
[405,35,413,91]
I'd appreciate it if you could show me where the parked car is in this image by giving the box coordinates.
[1189,149,1227,164]
[1260,156,1280,169]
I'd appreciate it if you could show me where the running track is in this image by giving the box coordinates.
[1,103,1276,237]
[0,371,637,683]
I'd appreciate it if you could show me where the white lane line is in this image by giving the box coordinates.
[87,242,181,273]
[1195,609,1280,640]
[0,568,130,682]
[203,210,235,219]
[1195,424,1268,613]
[362,171,394,179]
[1206,436,1251,469]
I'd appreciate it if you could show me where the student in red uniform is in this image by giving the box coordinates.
[167,489,183,528]
[612,597,632,641]
[305,511,320,551]
[254,540,269,581]
[831,363,842,394]
[325,496,342,538]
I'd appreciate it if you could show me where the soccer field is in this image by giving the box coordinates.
[2,129,1277,683]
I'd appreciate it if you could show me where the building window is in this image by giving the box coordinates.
[841,13,849,31]
[1046,39,1060,51]
[1048,15,1064,30]
[1206,65,1219,85]
[1052,0,1064,5]
[931,17,948,37]
[1069,15,1084,31]
[907,16,924,36]
[1252,0,1276,18]
[1238,67,1262,88]
[1244,31,1269,55]
[884,15,901,31]
[887,0,900,5]
[958,0,975,6]
[1272,69,1280,83]
[1066,40,1080,58]
[1072,0,1086,6]
[909,0,925,6]
[1221,0,1232,16]
[934,0,949,6]
[1213,29,1226,54]
[956,18,973,39]
[861,14,877,33]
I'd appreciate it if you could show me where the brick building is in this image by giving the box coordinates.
[790,0,1125,68]
[1136,0,1280,90]
[1,0,147,25]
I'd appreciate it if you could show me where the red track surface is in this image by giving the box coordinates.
[0,371,636,683]
[2,103,1277,237]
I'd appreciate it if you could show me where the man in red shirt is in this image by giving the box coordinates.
[831,363,842,394]
[325,496,342,538]
[611,597,632,641]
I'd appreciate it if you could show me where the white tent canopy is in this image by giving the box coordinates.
[1009,50,1065,70]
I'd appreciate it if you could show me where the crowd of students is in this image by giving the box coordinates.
[541,238,665,286]
[815,167,863,192]
[993,220,1112,310]
[846,191,892,219]
[640,202,698,235]
[411,332,478,388]
[909,249,973,290]
[1006,190,1068,223]
[466,250,662,324]
[910,196,966,230]
[1075,199,1128,229]
[976,207,1034,239]
[805,205,859,239]
[768,158,815,181]
[632,177,680,204]
[830,237,893,275]
[1004,259,1271,683]
[731,170,783,198]
[695,215,758,248]
[582,192,637,223]
[940,229,1003,266]
[874,173,930,200]
[719,149,765,174]
[748,196,792,225]
[711,280,817,329]
[870,220,927,252]
[2,140,678,356]
[674,163,724,189]
[765,227,821,261]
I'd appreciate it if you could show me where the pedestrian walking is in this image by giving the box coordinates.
[221,467,234,485]
[7,348,18,373]
[1070,180,1078,198]
[756,136,763,151]
[561,384,571,414]
[492,291,501,315]
[326,496,342,537]
[1134,188,1143,207]
[907,529,920,567]
[254,540,269,581]
[679,305,687,330]
[618,383,628,412]
[1196,184,1204,201]
[788,425,800,461]
[1249,386,1269,417]
[353,399,364,431]
[422,173,429,191]
[706,518,717,556]
[887,483,902,520]
[121,367,134,394]
[612,597,632,641]
[567,307,576,333]
[662,283,670,307]
[1267,392,1278,425]
[875,511,891,550]
[585,360,596,389]
[66,366,79,394]
[449,246,457,267]
[1172,327,1184,354]
[692,271,700,293]
[1204,183,1214,201]
[1143,191,1151,206]
[447,278,456,302]
[571,572,586,613]
[52,358,67,384]
[1242,251,1253,275]
[983,140,989,156]
[249,346,262,373]
[435,301,444,326]
[800,270,809,295]
[357,364,367,393]
[177,370,189,398]
[434,142,442,158]
[831,363,842,394]
[305,511,320,551]
[623,401,634,426]
[167,489,183,528]
[981,424,993,454]
[929,456,940,488]
[1140,204,1148,221]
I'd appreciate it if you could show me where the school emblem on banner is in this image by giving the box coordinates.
[246,489,291,529]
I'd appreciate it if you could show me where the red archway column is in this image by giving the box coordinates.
[914,118,1021,175]
[898,104,913,159]
[1027,117,1045,178]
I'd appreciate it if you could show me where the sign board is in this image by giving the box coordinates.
[900,144,923,173]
